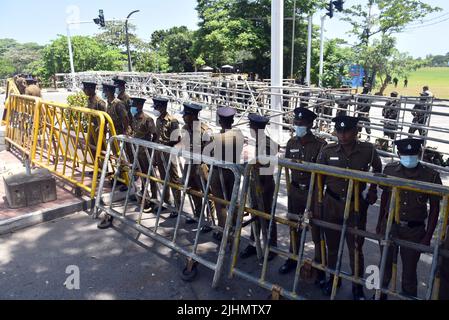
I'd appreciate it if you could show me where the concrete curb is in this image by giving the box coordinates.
[0,197,93,236]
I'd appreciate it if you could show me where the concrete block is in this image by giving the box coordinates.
[3,168,57,209]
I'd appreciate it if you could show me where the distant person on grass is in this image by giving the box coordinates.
[393,77,399,88]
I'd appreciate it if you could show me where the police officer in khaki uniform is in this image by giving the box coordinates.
[318,116,382,300]
[240,114,279,261]
[376,138,442,299]
[113,77,133,128]
[153,97,182,217]
[83,81,106,167]
[181,102,215,230]
[210,106,244,241]
[14,75,27,94]
[130,97,159,213]
[97,97,158,229]
[102,83,130,136]
[24,76,42,97]
[279,108,327,287]
[83,81,106,113]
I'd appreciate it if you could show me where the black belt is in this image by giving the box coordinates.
[290,181,309,191]
[396,221,425,228]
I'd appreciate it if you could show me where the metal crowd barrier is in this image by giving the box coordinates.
[4,94,124,198]
[94,135,243,288]
[229,158,449,300]
[2,79,21,125]
[59,72,449,172]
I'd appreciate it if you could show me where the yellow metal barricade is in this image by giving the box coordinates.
[5,93,125,199]
[229,158,449,300]
[2,79,21,125]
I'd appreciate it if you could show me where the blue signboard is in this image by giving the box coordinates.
[349,65,365,88]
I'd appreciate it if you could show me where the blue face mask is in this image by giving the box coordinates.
[295,126,308,138]
[102,92,107,100]
[115,88,120,96]
[400,155,420,169]
[131,107,138,117]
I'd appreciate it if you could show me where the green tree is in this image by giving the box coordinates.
[95,21,144,49]
[149,26,196,72]
[0,57,15,78]
[194,0,325,79]
[318,39,355,88]
[0,38,44,77]
[39,35,126,80]
[342,0,441,85]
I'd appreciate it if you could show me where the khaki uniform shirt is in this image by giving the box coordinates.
[382,162,442,222]
[87,96,106,112]
[286,133,327,186]
[156,113,180,147]
[132,112,157,142]
[25,85,42,97]
[117,91,133,131]
[182,122,213,156]
[317,141,382,197]
[212,128,245,164]
[107,98,129,135]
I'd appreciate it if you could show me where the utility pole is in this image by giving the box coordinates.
[319,15,326,87]
[306,14,313,86]
[271,0,283,143]
[290,0,297,79]
[66,11,137,89]
[126,10,140,72]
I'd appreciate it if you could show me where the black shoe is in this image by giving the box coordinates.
[352,285,366,301]
[186,217,196,225]
[213,231,223,242]
[267,251,277,262]
[200,225,213,234]
[322,278,342,297]
[143,203,153,214]
[240,245,257,259]
[279,259,297,275]
[97,215,114,230]
[169,212,179,219]
[314,270,327,289]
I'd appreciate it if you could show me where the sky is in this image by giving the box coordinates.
[0,0,448,58]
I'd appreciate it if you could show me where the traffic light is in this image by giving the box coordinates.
[99,10,105,27]
[333,0,344,12]
[326,1,334,18]
[94,10,106,27]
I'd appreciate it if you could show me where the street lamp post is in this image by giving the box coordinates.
[319,15,326,87]
[305,14,313,86]
[290,0,297,79]
[125,10,140,72]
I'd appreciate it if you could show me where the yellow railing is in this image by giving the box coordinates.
[2,79,21,126]
[5,93,125,199]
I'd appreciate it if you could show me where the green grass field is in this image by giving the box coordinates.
[383,67,449,99]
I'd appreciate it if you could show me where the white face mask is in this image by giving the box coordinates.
[295,126,308,138]
[115,88,120,96]
[400,155,420,169]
